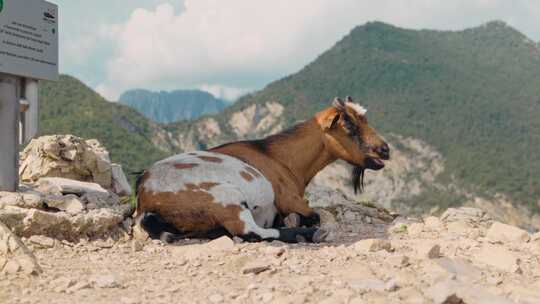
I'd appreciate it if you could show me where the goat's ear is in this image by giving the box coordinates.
[322,112,341,130]
[332,97,345,110]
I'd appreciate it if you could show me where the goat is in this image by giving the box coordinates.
[134,97,390,243]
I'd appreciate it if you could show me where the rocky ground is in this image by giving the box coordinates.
[2,206,540,304]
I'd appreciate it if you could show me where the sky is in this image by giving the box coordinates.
[49,0,540,102]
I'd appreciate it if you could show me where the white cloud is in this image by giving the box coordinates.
[95,0,540,101]
[198,84,250,101]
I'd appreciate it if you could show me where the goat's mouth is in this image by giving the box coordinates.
[365,156,385,170]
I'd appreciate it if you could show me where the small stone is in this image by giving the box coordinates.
[386,255,410,268]
[486,221,530,243]
[209,294,224,303]
[424,216,441,229]
[407,223,424,236]
[50,277,76,293]
[28,235,55,249]
[348,279,386,292]
[4,260,21,274]
[242,262,271,275]
[424,280,463,304]
[486,274,503,285]
[353,239,392,253]
[67,281,92,293]
[111,163,132,196]
[264,246,285,257]
[260,292,273,303]
[232,236,244,244]
[120,297,140,304]
[531,232,540,242]
[93,274,121,288]
[206,236,234,251]
[385,279,400,292]
[131,240,144,252]
[416,243,441,259]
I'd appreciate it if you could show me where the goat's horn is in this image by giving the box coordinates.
[333,97,345,108]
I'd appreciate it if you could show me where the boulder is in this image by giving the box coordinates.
[38,177,109,195]
[19,135,131,196]
[0,221,42,275]
[486,221,530,243]
[474,244,521,273]
[0,206,126,241]
[440,207,492,227]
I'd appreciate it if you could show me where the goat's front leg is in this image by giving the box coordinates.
[275,196,320,228]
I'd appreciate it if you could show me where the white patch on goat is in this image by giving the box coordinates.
[144,151,276,227]
[239,209,280,239]
[346,102,367,116]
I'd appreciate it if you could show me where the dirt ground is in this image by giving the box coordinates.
[2,209,540,304]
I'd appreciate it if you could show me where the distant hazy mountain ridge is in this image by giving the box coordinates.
[119,89,228,124]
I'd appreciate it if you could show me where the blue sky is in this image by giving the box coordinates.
[49,0,540,101]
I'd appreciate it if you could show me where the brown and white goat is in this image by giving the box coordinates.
[135,97,390,243]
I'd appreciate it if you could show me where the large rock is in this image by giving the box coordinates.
[0,206,127,241]
[486,221,530,243]
[37,177,109,195]
[19,135,131,196]
[0,221,42,275]
[440,207,492,227]
[474,244,521,273]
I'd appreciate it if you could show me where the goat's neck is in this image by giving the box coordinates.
[266,119,336,192]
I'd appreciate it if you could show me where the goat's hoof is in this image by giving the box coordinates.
[284,213,301,228]
[296,235,307,243]
[313,229,329,243]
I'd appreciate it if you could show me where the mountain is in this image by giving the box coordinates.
[163,21,540,225]
[118,89,228,123]
[38,75,175,175]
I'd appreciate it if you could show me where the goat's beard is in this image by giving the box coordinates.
[351,166,365,194]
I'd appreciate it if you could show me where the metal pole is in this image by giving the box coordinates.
[23,78,39,143]
[0,73,20,192]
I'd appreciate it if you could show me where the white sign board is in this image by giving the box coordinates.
[0,0,58,81]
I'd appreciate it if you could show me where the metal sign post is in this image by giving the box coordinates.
[0,74,20,191]
[0,0,58,191]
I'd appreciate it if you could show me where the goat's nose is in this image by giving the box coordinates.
[377,143,390,160]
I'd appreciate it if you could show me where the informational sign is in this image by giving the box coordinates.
[0,0,58,80]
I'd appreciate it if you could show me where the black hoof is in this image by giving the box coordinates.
[299,212,321,227]
[278,227,318,243]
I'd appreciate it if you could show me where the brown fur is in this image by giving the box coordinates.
[197,156,223,163]
[244,166,261,178]
[199,182,220,190]
[239,171,254,182]
[174,163,198,169]
[138,183,245,234]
